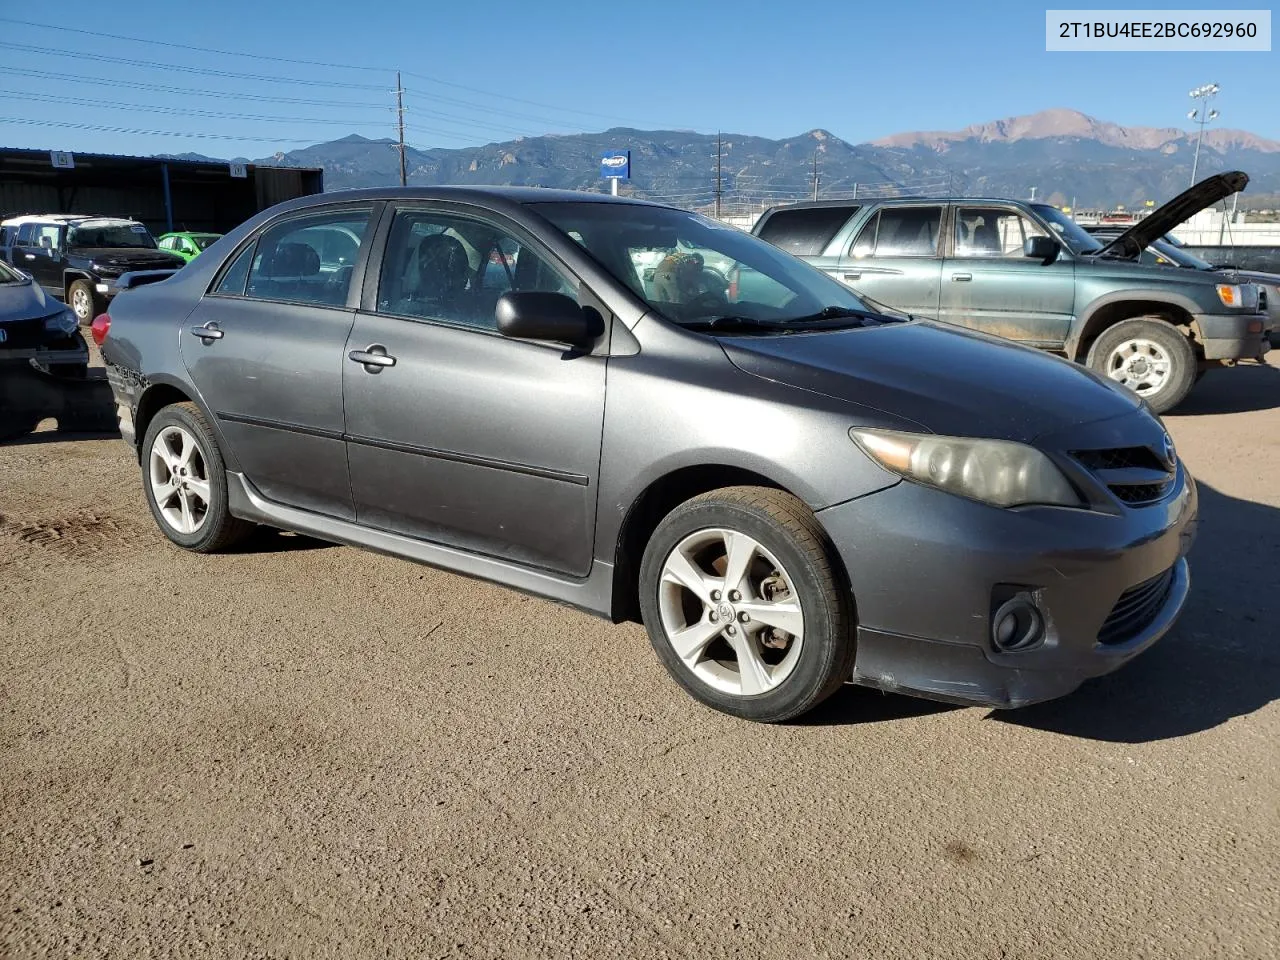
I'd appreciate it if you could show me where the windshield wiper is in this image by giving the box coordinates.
[783,306,906,326]
[678,316,803,334]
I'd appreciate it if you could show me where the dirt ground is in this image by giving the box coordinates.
[2,353,1278,959]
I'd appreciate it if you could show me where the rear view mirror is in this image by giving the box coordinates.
[1024,236,1061,264]
[496,292,601,345]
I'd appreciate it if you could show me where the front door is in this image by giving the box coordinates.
[938,205,1076,347]
[343,204,607,577]
[836,205,944,319]
[180,203,376,519]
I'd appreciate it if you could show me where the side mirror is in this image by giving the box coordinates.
[496,292,600,345]
[1024,235,1061,264]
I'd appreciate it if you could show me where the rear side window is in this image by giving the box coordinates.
[213,243,256,296]
[241,207,373,307]
[756,207,856,256]
[851,206,943,259]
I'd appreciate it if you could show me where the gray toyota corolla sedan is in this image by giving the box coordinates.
[100,188,1198,722]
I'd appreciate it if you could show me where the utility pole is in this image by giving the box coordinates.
[714,131,723,219]
[812,150,820,201]
[1187,82,1220,187]
[396,71,407,187]
[1029,186,1037,202]
[852,182,858,200]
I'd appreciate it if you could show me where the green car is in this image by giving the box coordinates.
[157,231,222,264]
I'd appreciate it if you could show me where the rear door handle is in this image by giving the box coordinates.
[951,273,973,282]
[843,272,861,281]
[189,321,224,341]
[349,344,396,373]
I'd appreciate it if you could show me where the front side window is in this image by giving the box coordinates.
[193,235,219,251]
[16,223,36,245]
[243,207,372,306]
[377,209,575,331]
[953,207,1049,258]
[533,202,876,328]
[851,206,943,259]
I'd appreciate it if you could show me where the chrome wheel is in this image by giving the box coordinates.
[71,286,93,321]
[148,425,211,535]
[1104,338,1171,397]
[657,527,804,697]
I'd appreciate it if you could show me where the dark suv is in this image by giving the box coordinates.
[752,173,1270,413]
[0,215,184,324]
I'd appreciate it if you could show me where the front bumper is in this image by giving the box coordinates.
[816,464,1198,709]
[0,337,89,367]
[1194,312,1271,360]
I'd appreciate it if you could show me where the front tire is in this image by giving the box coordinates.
[638,486,855,723]
[140,402,253,552]
[1085,317,1196,414]
[67,280,100,325]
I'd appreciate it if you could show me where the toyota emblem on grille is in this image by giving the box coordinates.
[1161,433,1176,467]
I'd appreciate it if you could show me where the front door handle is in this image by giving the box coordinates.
[843,272,861,281]
[951,273,973,282]
[23,253,35,261]
[349,344,397,373]
[189,321,224,342]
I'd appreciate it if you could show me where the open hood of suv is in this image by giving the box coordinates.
[1093,171,1248,260]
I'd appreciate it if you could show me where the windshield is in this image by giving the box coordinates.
[532,202,877,327]
[0,260,24,284]
[67,222,157,249]
[1030,204,1103,255]
[193,234,219,250]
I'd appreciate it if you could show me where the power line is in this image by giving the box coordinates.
[13,90,391,127]
[0,116,325,144]
[0,17,392,73]
[6,66,390,108]
[0,41,390,90]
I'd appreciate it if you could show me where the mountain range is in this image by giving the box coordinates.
[174,108,1280,210]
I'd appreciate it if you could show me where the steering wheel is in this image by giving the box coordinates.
[686,289,728,312]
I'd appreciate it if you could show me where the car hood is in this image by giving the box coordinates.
[0,277,58,324]
[1093,171,1248,260]
[720,320,1142,444]
[70,247,186,269]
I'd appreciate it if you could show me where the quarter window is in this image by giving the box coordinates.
[756,207,857,256]
[213,243,257,296]
[953,207,1049,258]
[377,210,576,331]
[242,207,372,306]
[850,206,943,259]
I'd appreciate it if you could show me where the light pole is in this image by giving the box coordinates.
[1187,83,1220,186]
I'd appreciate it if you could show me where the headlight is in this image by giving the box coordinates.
[1216,283,1259,310]
[850,428,1081,508]
[44,309,79,336]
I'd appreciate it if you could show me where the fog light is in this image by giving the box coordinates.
[991,596,1045,652]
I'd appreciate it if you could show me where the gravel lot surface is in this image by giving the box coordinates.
[2,353,1278,959]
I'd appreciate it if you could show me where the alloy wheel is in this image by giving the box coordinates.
[657,527,805,697]
[148,425,211,535]
[1105,337,1171,397]
[71,287,92,321]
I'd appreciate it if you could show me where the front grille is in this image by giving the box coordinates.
[1111,481,1173,504]
[1072,446,1165,472]
[0,317,50,349]
[1098,568,1175,645]
[1071,445,1175,507]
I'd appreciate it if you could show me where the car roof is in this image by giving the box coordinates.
[263,185,664,219]
[1,214,140,226]
[759,196,1038,217]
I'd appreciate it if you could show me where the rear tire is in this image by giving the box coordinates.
[140,402,253,553]
[1085,317,1196,414]
[638,486,855,723]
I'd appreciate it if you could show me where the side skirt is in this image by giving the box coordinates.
[226,471,616,620]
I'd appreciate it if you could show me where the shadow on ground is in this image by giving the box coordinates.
[0,361,117,443]
[994,481,1279,742]
[1168,361,1280,417]
[235,528,336,554]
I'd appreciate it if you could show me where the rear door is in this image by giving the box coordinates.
[836,204,944,318]
[939,204,1075,346]
[181,203,376,519]
[342,203,607,577]
[16,223,64,294]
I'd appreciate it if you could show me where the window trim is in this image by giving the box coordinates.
[848,203,945,260]
[363,201,583,340]
[204,201,378,310]
[949,203,1049,261]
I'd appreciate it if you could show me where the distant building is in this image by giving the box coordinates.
[0,148,323,234]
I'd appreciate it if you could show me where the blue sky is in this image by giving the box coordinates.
[2,1,1276,158]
